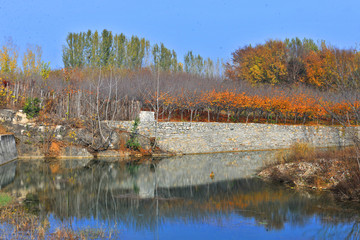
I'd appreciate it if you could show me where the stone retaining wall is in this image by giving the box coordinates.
[109,121,359,154]
[0,135,18,164]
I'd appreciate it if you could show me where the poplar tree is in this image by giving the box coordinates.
[62,33,74,68]
[184,51,194,73]
[84,30,93,66]
[91,30,100,67]
[100,29,113,67]
[204,57,214,77]
[127,36,141,70]
[159,43,172,71]
[114,33,126,68]
[194,54,204,75]
[171,50,178,72]
[152,43,160,71]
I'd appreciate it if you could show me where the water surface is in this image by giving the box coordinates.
[1,151,360,239]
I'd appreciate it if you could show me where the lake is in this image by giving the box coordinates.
[1,151,359,239]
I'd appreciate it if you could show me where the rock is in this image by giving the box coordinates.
[55,125,65,134]
[139,111,155,122]
[0,109,15,122]
[96,150,130,159]
[73,123,117,151]
[60,146,93,158]
[55,135,63,140]
[13,110,29,124]
[17,141,43,159]
[38,126,45,133]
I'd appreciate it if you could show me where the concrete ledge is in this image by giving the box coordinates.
[0,135,18,164]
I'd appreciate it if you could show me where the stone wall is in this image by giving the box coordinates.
[110,120,359,154]
[0,135,18,164]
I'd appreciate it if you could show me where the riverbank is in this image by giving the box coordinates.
[1,109,359,159]
[258,144,360,201]
[0,109,173,160]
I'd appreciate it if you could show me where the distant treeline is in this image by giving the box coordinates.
[0,35,358,128]
[226,38,360,88]
[62,29,223,78]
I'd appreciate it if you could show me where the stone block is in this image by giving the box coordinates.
[139,111,155,122]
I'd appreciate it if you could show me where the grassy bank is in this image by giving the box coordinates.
[258,143,360,201]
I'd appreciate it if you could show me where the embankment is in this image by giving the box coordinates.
[112,121,359,154]
[0,135,18,164]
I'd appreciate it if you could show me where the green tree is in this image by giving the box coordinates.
[91,30,101,67]
[152,43,160,71]
[159,43,172,71]
[62,32,86,68]
[114,33,127,68]
[127,36,141,70]
[171,50,178,72]
[194,54,204,75]
[84,30,93,66]
[184,51,194,73]
[100,29,113,67]
[204,57,214,77]
[285,37,319,83]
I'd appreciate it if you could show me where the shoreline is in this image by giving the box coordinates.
[257,145,360,201]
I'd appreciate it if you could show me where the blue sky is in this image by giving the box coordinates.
[1,0,360,69]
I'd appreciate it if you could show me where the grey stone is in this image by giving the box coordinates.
[38,126,45,132]
[139,111,155,122]
[55,135,63,140]
[61,146,92,158]
[0,109,15,122]
[109,121,359,154]
[55,125,65,134]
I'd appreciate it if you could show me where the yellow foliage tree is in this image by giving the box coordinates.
[22,45,42,77]
[0,41,18,78]
[229,40,288,85]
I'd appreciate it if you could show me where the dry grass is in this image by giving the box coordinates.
[261,143,360,201]
[275,142,357,164]
[0,124,11,134]
[275,142,316,164]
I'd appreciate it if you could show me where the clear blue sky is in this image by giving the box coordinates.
[1,0,360,69]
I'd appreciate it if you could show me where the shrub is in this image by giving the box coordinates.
[23,97,41,119]
[126,117,141,150]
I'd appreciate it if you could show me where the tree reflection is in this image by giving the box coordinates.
[1,158,360,238]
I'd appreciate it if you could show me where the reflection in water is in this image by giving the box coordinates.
[1,152,360,239]
[0,160,16,190]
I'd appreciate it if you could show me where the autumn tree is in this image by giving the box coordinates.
[0,39,18,79]
[227,40,288,84]
[303,43,336,87]
[285,37,318,83]
[22,45,42,77]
